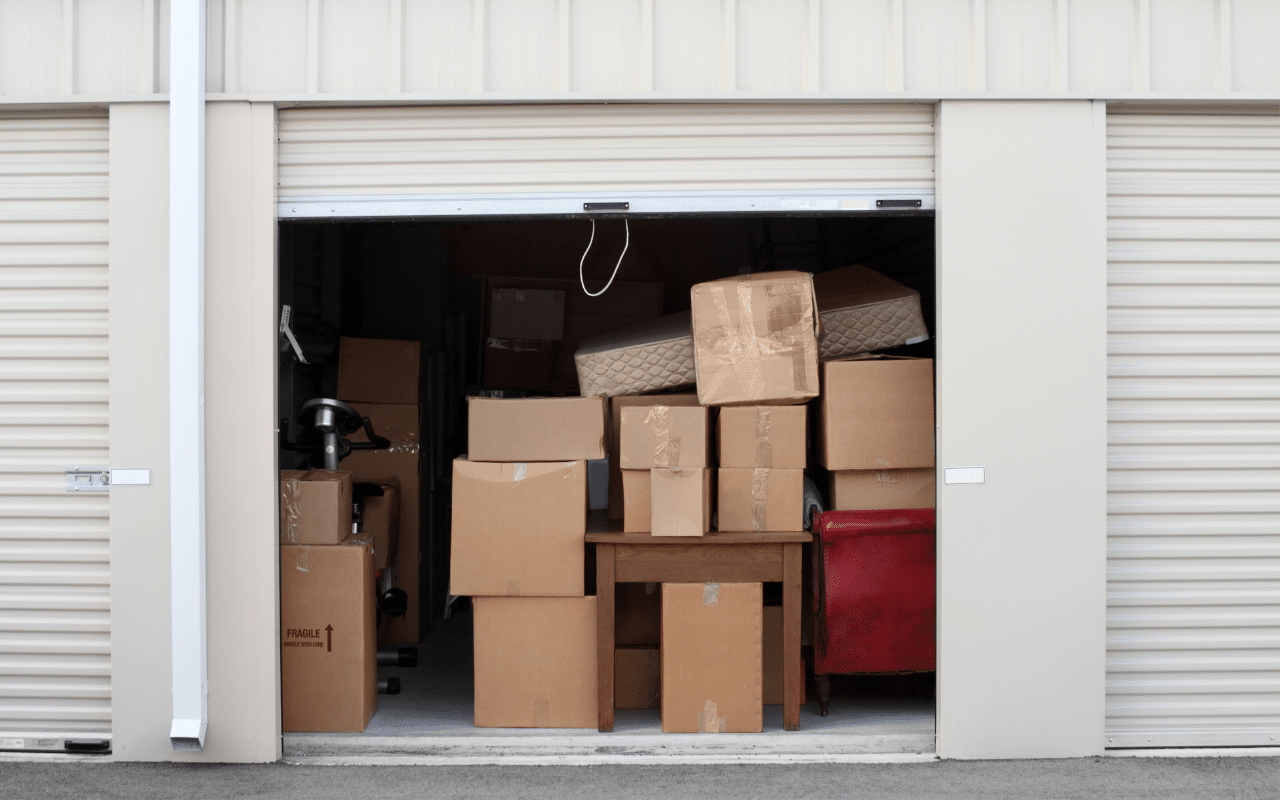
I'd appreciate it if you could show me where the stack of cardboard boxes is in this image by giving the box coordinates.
[449,396,607,727]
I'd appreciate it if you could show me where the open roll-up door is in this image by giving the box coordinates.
[1105,108,1280,748]
[0,111,111,749]
[277,103,935,218]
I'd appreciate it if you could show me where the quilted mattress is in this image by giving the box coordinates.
[574,311,696,398]
[814,265,930,360]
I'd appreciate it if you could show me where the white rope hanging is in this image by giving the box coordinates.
[578,218,630,298]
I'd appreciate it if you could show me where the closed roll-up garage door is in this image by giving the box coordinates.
[0,112,110,748]
[277,103,935,216]
[1105,108,1279,748]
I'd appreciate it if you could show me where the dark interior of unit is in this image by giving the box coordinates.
[277,213,936,733]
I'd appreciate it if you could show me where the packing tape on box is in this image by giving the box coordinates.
[876,469,901,484]
[754,407,773,467]
[697,700,726,733]
[702,582,720,605]
[751,468,769,532]
[281,476,304,543]
[293,545,310,573]
[645,405,683,468]
[697,282,765,403]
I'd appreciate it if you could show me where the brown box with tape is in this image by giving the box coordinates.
[831,468,936,511]
[473,596,598,728]
[651,468,712,538]
[358,477,400,570]
[690,271,820,407]
[818,355,935,470]
[621,469,651,533]
[717,468,804,533]
[467,396,607,462]
[279,470,353,545]
[717,405,807,469]
[608,394,702,518]
[619,405,711,470]
[280,537,377,732]
[661,582,763,733]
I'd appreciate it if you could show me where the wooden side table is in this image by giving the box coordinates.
[586,531,812,733]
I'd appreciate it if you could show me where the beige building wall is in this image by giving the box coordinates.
[934,100,1110,759]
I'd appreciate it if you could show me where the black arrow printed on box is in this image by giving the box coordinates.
[325,624,333,653]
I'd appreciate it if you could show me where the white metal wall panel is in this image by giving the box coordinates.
[277,102,935,202]
[1106,109,1280,748]
[0,112,110,743]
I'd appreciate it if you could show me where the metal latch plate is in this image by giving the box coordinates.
[66,467,110,492]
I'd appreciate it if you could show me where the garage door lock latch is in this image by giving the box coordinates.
[65,468,152,492]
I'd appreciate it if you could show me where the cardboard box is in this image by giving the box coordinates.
[358,477,400,570]
[473,596,598,728]
[280,470,354,545]
[467,396,607,462]
[621,469,652,533]
[616,581,661,645]
[616,646,660,710]
[575,311,697,398]
[814,264,930,360]
[619,405,711,469]
[489,287,566,341]
[717,406,807,469]
[718,468,805,532]
[831,468,937,511]
[818,355,935,470]
[450,458,586,596]
[342,403,421,644]
[690,271,820,407]
[651,468,712,538]
[280,538,376,732]
[608,394,702,518]
[661,582,763,733]
[337,337,421,405]
[763,607,783,705]
[483,337,555,391]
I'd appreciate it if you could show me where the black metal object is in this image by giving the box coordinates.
[876,199,923,209]
[279,398,391,470]
[377,646,419,668]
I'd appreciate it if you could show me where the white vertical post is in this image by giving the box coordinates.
[169,0,208,752]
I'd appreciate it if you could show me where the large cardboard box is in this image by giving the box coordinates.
[616,646,660,709]
[358,477,400,570]
[616,581,661,645]
[621,469,652,533]
[342,403,421,644]
[473,596,598,728]
[818,355,935,470]
[450,458,586,596]
[608,394,702,518]
[690,271,819,407]
[813,264,930,360]
[488,286,566,341]
[280,470,353,545]
[467,396,607,462]
[661,582,763,733]
[651,468,712,538]
[482,337,556,391]
[718,468,804,532]
[717,406,807,469]
[280,539,377,732]
[337,337,421,405]
[619,405,711,469]
[831,468,937,511]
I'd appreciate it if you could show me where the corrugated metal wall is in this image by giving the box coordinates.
[1105,108,1279,748]
[0,112,111,742]
[277,102,935,198]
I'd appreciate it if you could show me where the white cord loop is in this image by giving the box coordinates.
[578,218,630,297]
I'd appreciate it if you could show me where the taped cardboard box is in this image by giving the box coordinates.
[651,468,712,538]
[575,311,697,399]
[473,596,598,728]
[718,406,807,469]
[818,355,935,470]
[661,582,762,733]
[621,469,652,533]
[279,470,354,545]
[358,477,400,570]
[831,468,937,511]
[616,582,661,645]
[616,646,660,710]
[337,337,421,405]
[718,468,805,533]
[342,403,421,644]
[450,458,587,597]
[489,287,566,340]
[619,405,711,469]
[608,393,702,518]
[690,271,820,407]
[468,396,607,462]
[280,538,376,732]
[814,264,930,360]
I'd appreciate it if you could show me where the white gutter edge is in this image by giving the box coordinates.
[168,0,208,752]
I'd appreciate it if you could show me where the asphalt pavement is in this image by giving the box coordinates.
[1,756,1277,800]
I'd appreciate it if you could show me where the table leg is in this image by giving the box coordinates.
[783,542,802,731]
[596,543,616,732]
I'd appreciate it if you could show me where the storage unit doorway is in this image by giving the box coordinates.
[274,102,939,755]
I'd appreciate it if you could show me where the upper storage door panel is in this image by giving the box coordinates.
[276,103,935,217]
